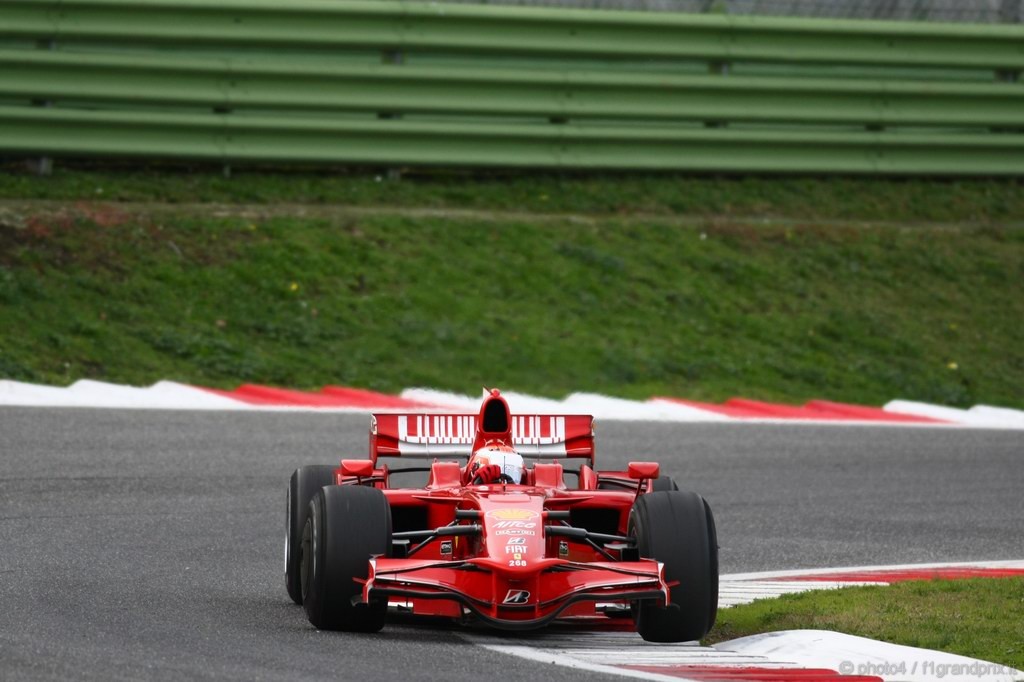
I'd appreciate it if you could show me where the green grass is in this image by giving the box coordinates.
[706,578,1024,672]
[2,165,1024,223]
[1,167,1022,406]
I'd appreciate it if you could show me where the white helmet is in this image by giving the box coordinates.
[468,446,525,484]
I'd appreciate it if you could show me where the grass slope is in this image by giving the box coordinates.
[1,167,1022,406]
[2,168,1024,223]
[706,578,1024,671]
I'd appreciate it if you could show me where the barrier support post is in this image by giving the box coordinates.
[26,39,54,176]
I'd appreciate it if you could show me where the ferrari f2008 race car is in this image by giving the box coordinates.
[285,389,718,642]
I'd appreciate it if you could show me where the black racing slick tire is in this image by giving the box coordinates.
[629,490,719,643]
[286,465,336,604]
[301,485,392,631]
[649,476,679,492]
[703,497,719,629]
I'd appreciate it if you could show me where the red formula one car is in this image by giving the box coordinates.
[285,389,718,642]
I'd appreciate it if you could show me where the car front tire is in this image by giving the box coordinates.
[285,465,336,604]
[629,490,718,642]
[302,485,392,631]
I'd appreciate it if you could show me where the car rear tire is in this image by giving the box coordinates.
[286,465,336,604]
[629,490,718,642]
[703,497,719,629]
[302,485,392,631]
[649,476,679,492]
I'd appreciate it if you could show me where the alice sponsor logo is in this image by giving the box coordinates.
[491,520,537,529]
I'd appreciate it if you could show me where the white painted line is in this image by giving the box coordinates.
[718,579,886,608]
[886,400,1024,429]
[969,405,1024,427]
[0,379,245,409]
[485,390,577,414]
[563,393,729,422]
[465,637,701,682]
[400,388,482,410]
[717,630,1024,682]
[4,380,1024,429]
[401,389,731,421]
[721,559,1024,582]
[464,630,800,680]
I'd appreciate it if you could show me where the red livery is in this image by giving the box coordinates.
[285,389,718,642]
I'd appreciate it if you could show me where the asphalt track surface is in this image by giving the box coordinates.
[1,408,1021,681]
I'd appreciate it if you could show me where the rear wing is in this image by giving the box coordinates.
[370,413,594,463]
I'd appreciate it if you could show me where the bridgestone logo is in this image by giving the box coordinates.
[502,590,531,605]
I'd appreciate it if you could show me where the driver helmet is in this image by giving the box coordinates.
[467,445,525,484]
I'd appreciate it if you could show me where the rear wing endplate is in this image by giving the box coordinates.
[370,413,594,463]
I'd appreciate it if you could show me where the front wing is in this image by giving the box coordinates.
[363,557,667,630]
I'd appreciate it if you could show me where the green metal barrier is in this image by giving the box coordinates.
[4,0,1023,69]
[1,0,1022,174]
[4,105,1022,174]
[2,50,1022,128]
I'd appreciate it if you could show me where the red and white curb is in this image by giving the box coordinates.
[463,561,1024,682]
[2,379,1023,429]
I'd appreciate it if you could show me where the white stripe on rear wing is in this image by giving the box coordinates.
[371,414,593,461]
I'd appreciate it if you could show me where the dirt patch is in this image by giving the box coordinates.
[2,199,1017,232]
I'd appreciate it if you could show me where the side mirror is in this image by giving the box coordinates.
[341,459,375,478]
[627,461,660,480]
